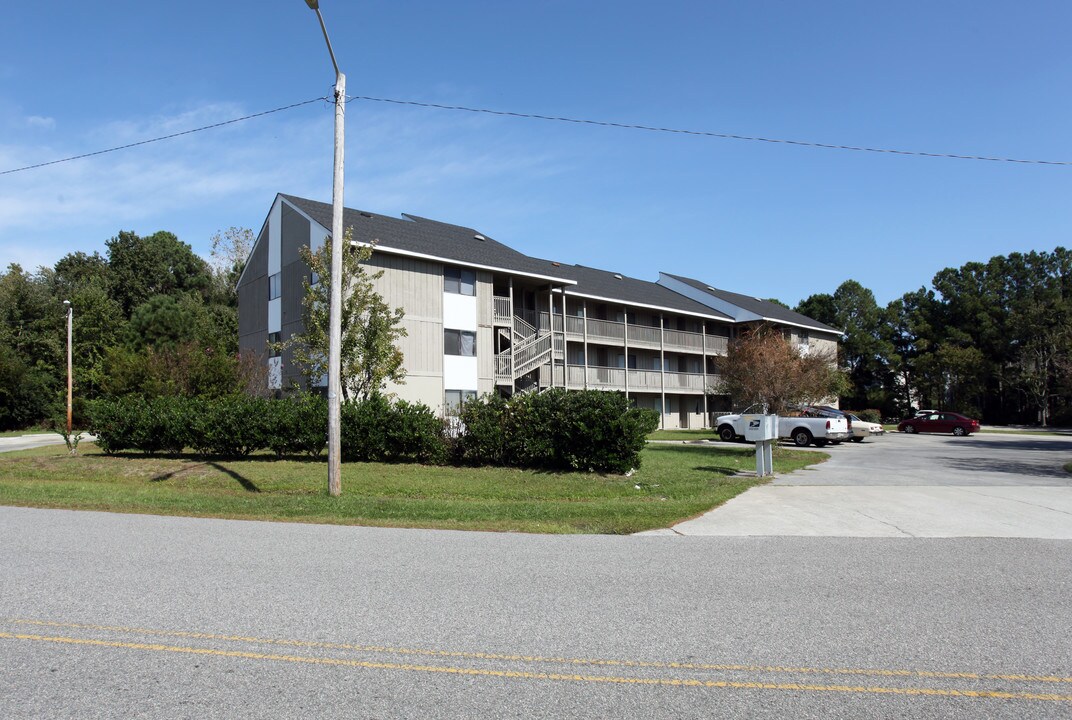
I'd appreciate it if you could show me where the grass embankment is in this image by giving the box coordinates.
[0,443,823,534]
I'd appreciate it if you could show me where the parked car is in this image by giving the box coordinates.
[897,412,979,436]
[847,413,885,442]
[798,405,853,443]
[715,409,852,448]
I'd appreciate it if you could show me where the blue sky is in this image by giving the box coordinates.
[2,1,1070,307]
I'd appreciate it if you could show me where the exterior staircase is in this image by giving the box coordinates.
[495,315,553,384]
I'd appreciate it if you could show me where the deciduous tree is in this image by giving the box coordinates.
[282,229,407,401]
[713,325,847,414]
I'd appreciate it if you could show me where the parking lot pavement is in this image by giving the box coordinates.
[668,432,1072,538]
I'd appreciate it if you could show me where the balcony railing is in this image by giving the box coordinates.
[493,296,511,325]
[546,365,710,393]
[521,310,729,354]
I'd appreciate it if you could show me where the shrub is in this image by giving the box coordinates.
[456,389,658,474]
[454,394,509,466]
[340,395,446,463]
[189,395,270,457]
[851,408,882,424]
[341,394,391,462]
[261,394,329,458]
[389,400,447,464]
[286,393,329,458]
[86,396,189,455]
[85,398,133,454]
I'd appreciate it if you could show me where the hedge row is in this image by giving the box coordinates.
[454,389,658,474]
[85,389,657,474]
[86,394,442,463]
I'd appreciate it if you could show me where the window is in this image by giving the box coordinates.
[268,332,281,358]
[310,270,320,287]
[268,272,281,300]
[444,389,477,415]
[445,329,476,356]
[799,329,810,346]
[444,266,476,296]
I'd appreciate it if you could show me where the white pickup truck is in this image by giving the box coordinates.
[715,411,852,448]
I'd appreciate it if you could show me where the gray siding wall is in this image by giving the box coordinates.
[365,252,444,406]
[237,225,270,359]
[280,206,313,388]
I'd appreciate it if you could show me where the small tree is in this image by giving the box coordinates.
[283,228,407,401]
[713,325,847,414]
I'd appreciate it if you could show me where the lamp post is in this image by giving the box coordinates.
[63,300,72,434]
[304,0,345,496]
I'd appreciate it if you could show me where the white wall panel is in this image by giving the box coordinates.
[268,298,281,333]
[310,218,327,253]
[443,293,477,331]
[268,200,281,275]
[443,356,478,391]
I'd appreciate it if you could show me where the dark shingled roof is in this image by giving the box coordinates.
[281,194,575,284]
[526,260,733,320]
[662,273,841,334]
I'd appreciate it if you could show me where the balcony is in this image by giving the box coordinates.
[540,312,728,355]
[543,364,712,394]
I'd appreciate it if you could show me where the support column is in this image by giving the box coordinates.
[702,322,709,428]
[659,313,666,430]
[622,305,630,399]
[582,299,589,390]
[509,277,515,394]
[548,287,555,389]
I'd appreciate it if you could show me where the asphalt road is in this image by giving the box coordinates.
[2,506,1070,718]
[670,432,1072,538]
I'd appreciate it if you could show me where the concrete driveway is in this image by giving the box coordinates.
[0,433,75,453]
[666,432,1072,538]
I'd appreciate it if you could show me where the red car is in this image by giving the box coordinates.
[898,412,980,436]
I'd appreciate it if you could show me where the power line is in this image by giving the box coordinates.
[4,93,1069,176]
[0,97,329,176]
[347,94,1072,167]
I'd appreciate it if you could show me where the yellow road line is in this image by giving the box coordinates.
[8,618,1071,685]
[2,632,1071,703]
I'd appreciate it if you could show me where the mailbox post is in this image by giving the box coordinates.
[743,414,778,477]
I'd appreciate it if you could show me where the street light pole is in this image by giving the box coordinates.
[304,0,345,496]
[63,300,72,434]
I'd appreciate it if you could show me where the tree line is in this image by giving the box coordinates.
[793,248,1072,425]
[3,232,1069,430]
[0,228,259,430]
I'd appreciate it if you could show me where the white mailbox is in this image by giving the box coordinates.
[743,414,778,442]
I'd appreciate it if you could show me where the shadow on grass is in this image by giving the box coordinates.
[692,466,739,476]
[150,462,207,483]
[145,458,262,493]
[207,462,261,493]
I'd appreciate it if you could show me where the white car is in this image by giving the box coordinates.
[848,413,885,442]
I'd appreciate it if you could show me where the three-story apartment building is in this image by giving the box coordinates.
[238,194,840,429]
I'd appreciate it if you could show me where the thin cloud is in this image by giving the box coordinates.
[0,98,570,270]
[24,115,55,130]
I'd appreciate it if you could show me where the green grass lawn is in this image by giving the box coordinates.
[0,443,824,534]
[648,429,715,441]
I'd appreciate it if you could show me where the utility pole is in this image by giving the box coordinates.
[304,0,345,496]
[63,300,72,434]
